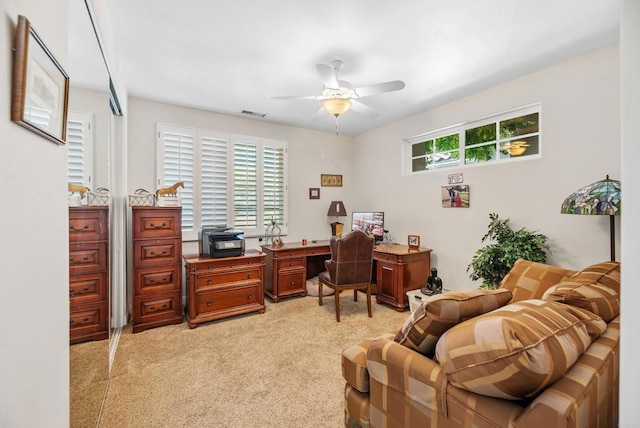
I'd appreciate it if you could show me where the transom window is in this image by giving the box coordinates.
[405,104,541,173]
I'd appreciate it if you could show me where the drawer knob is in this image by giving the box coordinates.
[207,300,212,306]
[83,317,89,322]
[289,263,293,266]
[247,273,252,279]
[207,279,212,284]
[82,256,88,261]
[150,279,156,283]
[150,306,155,311]
[83,287,89,291]
[289,252,294,256]
[290,280,294,285]
[162,276,168,281]
[247,293,252,299]
[162,250,168,255]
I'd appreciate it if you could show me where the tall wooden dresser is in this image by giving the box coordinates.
[69,206,109,344]
[131,206,183,333]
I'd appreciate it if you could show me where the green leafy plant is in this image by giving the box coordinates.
[467,213,550,289]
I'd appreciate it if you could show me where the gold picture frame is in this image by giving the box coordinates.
[321,174,342,187]
[11,15,69,145]
[408,235,420,250]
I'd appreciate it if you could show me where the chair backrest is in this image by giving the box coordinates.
[326,229,374,285]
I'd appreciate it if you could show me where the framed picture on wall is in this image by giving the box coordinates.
[321,174,342,187]
[441,185,470,208]
[309,187,320,199]
[11,15,70,145]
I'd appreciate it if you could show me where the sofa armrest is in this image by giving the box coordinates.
[342,333,396,393]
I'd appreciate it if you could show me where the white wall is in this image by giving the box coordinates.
[352,46,621,291]
[126,97,354,255]
[619,0,640,424]
[0,1,69,426]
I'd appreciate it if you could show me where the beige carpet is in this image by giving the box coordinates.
[70,338,110,428]
[98,293,408,427]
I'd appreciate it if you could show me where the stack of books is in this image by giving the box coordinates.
[157,196,181,207]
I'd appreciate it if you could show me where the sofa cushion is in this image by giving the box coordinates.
[568,261,620,294]
[435,299,607,400]
[498,259,576,302]
[542,281,620,322]
[393,289,512,356]
[342,333,396,393]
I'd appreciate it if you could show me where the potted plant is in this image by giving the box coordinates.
[467,213,550,289]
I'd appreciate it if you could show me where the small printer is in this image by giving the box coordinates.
[199,226,245,258]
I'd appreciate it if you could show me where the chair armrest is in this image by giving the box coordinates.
[324,259,336,281]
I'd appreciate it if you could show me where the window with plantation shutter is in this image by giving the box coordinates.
[157,123,287,241]
[66,110,93,187]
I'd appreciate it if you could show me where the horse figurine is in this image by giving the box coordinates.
[68,183,89,199]
[156,181,184,198]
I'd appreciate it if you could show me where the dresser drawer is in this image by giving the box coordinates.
[134,265,181,295]
[195,284,261,314]
[132,208,181,239]
[277,257,305,271]
[195,267,261,290]
[279,270,306,293]
[69,242,107,275]
[69,302,108,339]
[374,253,398,263]
[277,248,307,258]
[69,272,107,304]
[69,207,108,242]
[132,291,182,325]
[133,238,181,267]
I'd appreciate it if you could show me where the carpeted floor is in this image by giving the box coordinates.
[98,293,409,427]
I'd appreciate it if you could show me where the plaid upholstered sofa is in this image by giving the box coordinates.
[342,260,620,428]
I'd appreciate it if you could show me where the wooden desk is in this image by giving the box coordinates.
[261,241,432,311]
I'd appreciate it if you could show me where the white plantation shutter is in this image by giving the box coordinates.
[158,124,195,235]
[233,142,258,230]
[157,123,287,240]
[200,132,230,228]
[263,144,286,228]
[66,111,93,187]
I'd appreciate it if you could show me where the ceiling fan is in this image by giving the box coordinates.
[272,60,405,120]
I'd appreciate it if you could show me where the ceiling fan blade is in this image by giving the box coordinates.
[353,80,405,98]
[350,100,379,118]
[316,63,340,89]
[271,94,323,100]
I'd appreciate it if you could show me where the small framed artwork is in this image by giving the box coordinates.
[309,187,320,199]
[11,15,70,145]
[442,185,470,208]
[321,174,343,187]
[447,172,463,185]
[408,235,420,250]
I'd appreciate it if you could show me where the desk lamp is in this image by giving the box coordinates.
[560,175,621,261]
[327,200,347,237]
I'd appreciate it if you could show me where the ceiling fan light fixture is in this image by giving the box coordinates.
[322,98,352,117]
[502,140,530,156]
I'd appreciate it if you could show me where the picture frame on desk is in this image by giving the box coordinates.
[408,235,420,250]
[11,15,69,145]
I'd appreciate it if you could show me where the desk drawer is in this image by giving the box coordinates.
[132,208,181,239]
[69,302,108,337]
[279,270,306,293]
[375,253,398,263]
[305,246,330,256]
[277,257,305,271]
[278,248,307,258]
[134,265,181,295]
[196,268,261,289]
[133,291,182,325]
[69,272,107,304]
[196,284,261,314]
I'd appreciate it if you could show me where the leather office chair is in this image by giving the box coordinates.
[318,229,374,322]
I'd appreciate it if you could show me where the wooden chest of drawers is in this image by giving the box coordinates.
[131,207,183,333]
[69,206,109,344]
[184,251,266,328]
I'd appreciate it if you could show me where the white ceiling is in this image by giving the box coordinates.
[86,0,620,136]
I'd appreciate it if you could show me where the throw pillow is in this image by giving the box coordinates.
[435,299,607,400]
[542,281,620,322]
[498,259,576,302]
[393,288,512,356]
[567,261,620,294]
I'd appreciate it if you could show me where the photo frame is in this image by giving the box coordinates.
[309,187,320,199]
[442,185,470,208]
[11,15,69,145]
[408,235,420,250]
[447,172,463,185]
[321,174,342,187]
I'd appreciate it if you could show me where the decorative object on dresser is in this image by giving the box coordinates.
[407,234,420,250]
[560,175,621,261]
[86,187,110,206]
[183,251,266,328]
[327,200,347,237]
[156,181,184,207]
[131,206,183,333]
[69,206,109,344]
[128,188,156,207]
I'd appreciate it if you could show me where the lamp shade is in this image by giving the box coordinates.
[561,175,621,261]
[327,201,347,217]
[322,98,352,117]
[560,175,621,216]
